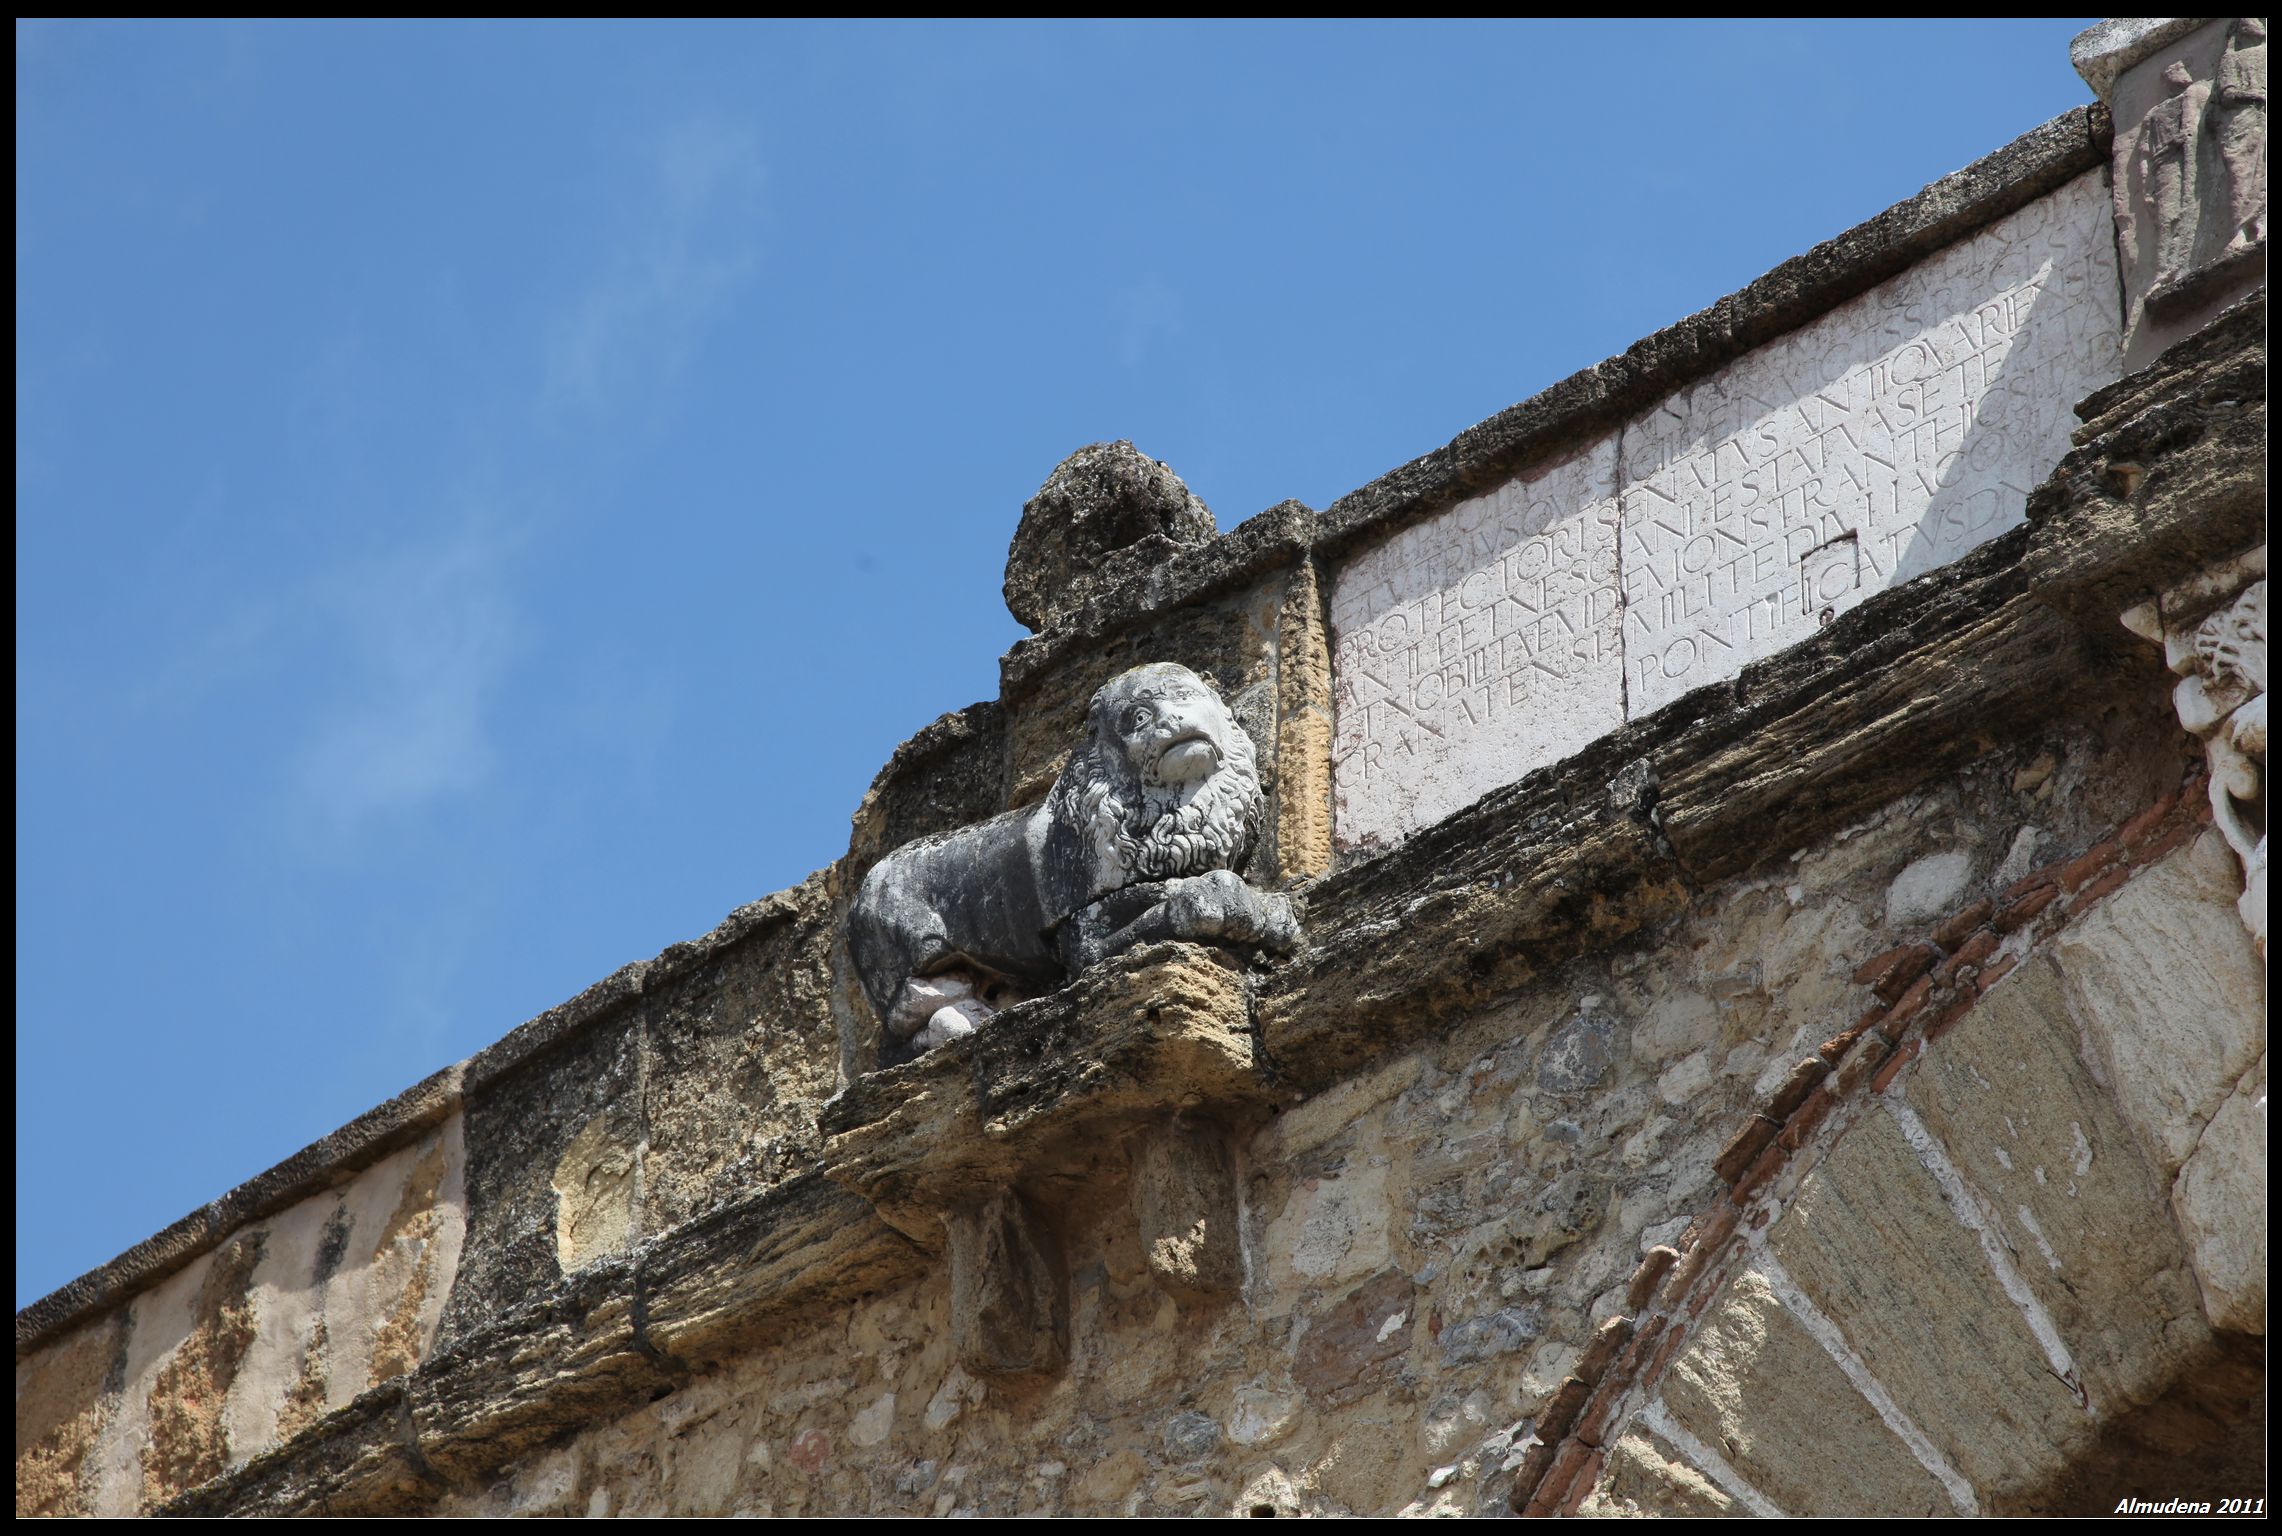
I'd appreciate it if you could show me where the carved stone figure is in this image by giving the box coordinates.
[850,662,1299,1053]
[2136,60,2210,285]
[2207,17,2268,262]
[2123,552,2268,954]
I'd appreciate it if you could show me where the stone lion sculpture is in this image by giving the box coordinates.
[851,662,1300,1053]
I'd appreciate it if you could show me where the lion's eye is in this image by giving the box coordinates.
[1128,706,1154,731]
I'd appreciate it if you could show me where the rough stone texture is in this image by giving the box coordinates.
[12,1314,123,1517]
[2170,1052,2268,1335]
[439,992,643,1354]
[2026,290,2266,632]
[640,876,841,1234]
[1003,442,1218,633]
[1126,1118,1245,1303]
[2053,827,2268,1176]
[1658,1267,1955,1517]
[822,945,1275,1242]
[1765,1107,2096,1501]
[24,91,2274,1523]
[1575,1425,1738,1518]
[1901,953,2214,1414]
[942,1188,1068,1381]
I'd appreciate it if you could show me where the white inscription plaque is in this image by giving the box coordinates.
[1330,171,2124,852]
[1330,436,1622,851]
[1620,171,2123,715]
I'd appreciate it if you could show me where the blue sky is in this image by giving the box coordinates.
[15,20,2099,1307]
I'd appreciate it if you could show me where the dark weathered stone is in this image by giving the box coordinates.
[944,1187,1068,1380]
[436,995,643,1354]
[638,1171,927,1371]
[412,1258,669,1486]
[1003,442,1217,632]
[640,877,841,1235]
[849,664,1294,1063]
[2026,291,2268,630]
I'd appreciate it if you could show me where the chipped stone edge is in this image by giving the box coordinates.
[14,883,823,1361]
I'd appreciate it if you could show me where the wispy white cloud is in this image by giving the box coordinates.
[289,515,525,844]
[544,115,767,422]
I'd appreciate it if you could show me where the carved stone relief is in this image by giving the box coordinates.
[2082,16,2269,364]
[849,662,1298,1055]
[2123,547,2268,954]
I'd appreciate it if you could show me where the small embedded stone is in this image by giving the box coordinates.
[1440,1306,1544,1366]
[1162,1410,1222,1461]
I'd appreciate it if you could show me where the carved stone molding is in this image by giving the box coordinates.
[2123,546,2267,953]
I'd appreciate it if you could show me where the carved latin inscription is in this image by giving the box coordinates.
[1328,173,2124,851]
[1620,171,2122,716]
[1330,437,1622,850]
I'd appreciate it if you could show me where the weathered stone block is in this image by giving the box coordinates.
[439,991,644,1351]
[637,1173,927,1371]
[822,945,1274,1241]
[641,878,840,1234]
[1903,953,2212,1413]
[13,1312,124,1518]
[1125,1117,1244,1304]
[2053,828,2267,1176]
[2170,1052,2267,1335]
[1766,1108,2092,1500]
[941,1187,1068,1381]
[1659,1267,1956,1516]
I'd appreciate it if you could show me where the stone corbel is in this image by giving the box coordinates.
[2123,545,2267,953]
[820,946,1283,1379]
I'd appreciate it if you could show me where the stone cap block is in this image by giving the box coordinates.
[820,943,1281,1240]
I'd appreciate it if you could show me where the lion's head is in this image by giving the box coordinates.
[1041,662,1264,917]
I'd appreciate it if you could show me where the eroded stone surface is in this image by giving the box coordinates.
[2054,828,2268,1176]
[1659,1267,1955,1517]
[2171,1052,2268,1335]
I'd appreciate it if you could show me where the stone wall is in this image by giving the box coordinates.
[16,31,2268,1519]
